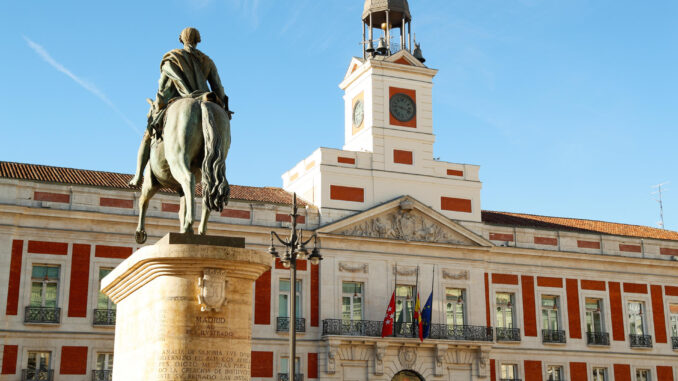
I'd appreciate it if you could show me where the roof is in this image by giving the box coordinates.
[1,161,675,241]
[0,161,306,206]
[363,0,411,26]
[482,210,678,242]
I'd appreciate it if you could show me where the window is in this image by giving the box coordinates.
[586,298,603,333]
[280,356,301,376]
[669,303,678,338]
[96,353,114,371]
[26,351,51,380]
[541,296,561,331]
[342,282,363,321]
[546,365,563,381]
[395,285,414,323]
[445,288,466,327]
[592,368,607,381]
[496,293,515,329]
[500,363,518,380]
[97,268,116,310]
[636,369,651,381]
[279,279,302,318]
[30,265,60,307]
[94,353,114,381]
[628,301,646,335]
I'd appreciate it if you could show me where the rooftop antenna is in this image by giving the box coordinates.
[652,182,668,229]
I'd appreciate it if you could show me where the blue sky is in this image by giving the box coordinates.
[1,0,677,230]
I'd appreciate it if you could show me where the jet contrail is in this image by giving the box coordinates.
[23,36,141,134]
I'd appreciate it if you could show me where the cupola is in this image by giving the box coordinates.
[361,0,424,62]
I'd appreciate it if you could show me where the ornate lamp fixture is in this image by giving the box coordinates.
[268,193,322,380]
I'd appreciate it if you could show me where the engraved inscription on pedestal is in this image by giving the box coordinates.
[155,348,251,380]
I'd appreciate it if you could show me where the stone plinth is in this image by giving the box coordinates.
[101,233,270,381]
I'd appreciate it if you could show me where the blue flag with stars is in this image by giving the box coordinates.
[421,291,433,339]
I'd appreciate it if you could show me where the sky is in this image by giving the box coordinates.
[1,0,677,230]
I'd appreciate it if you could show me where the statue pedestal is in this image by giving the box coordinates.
[101,233,270,381]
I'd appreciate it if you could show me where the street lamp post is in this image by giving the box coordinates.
[268,193,322,381]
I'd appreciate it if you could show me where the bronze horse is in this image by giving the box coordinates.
[134,97,230,244]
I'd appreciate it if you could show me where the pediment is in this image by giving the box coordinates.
[344,57,366,80]
[318,196,492,247]
[384,49,426,67]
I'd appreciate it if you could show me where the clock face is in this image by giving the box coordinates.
[390,93,416,122]
[353,99,364,127]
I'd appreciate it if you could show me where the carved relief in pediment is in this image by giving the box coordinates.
[336,209,474,245]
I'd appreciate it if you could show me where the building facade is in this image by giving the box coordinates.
[2,1,678,381]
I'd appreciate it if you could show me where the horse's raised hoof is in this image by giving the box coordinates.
[135,230,147,244]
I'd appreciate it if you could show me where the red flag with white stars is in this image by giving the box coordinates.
[381,291,396,338]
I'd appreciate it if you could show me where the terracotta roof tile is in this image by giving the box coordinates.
[2,161,675,240]
[482,210,678,242]
[0,161,305,206]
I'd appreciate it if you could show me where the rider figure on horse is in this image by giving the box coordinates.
[129,27,232,187]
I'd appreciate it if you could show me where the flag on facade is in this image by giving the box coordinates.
[381,291,396,337]
[421,291,433,338]
[413,292,423,341]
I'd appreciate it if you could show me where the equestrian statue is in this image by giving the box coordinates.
[130,27,233,244]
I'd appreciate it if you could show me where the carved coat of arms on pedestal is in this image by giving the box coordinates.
[198,268,228,312]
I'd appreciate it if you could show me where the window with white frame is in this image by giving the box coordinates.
[279,279,302,318]
[445,288,465,327]
[280,356,301,376]
[541,295,561,331]
[500,363,518,380]
[96,353,114,371]
[546,365,563,381]
[496,293,515,329]
[628,301,646,335]
[26,351,51,378]
[97,268,116,310]
[30,265,60,307]
[669,303,678,339]
[585,298,604,333]
[635,369,651,381]
[592,367,608,381]
[395,285,414,323]
[341,281,363,321]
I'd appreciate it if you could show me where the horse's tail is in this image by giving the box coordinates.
[200,102,231,212]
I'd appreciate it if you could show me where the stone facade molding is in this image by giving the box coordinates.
[338,262,369,273]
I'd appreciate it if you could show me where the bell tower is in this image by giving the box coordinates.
[341,0,433,167]
[282,0,482,225]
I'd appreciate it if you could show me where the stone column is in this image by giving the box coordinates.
[101,233,270,381]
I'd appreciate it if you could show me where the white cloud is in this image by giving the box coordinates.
[23,36,141,134]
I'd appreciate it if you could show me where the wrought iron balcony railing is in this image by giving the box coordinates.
[542,329,566,344]
[496,327,521,342]
[24,306,60,324]
[321,319,493,341]
[277,373,303,381]
[276,317,306,333]
[92,370,113,381]
[586,331,610,346]
[93,309,116,326]
[21,369,54,381]
[629,334,653,348]
[672,336,678,350]
[434,325,494,341]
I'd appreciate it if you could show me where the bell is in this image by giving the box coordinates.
[376,37,387,55]
[413,42,426,63]
[366,39,375,53]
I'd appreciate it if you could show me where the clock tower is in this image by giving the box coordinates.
[283,0,482,224]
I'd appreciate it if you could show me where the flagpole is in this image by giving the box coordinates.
[394,263,398,337]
